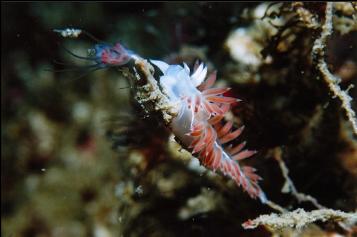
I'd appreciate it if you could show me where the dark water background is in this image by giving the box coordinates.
[2,2,356,237]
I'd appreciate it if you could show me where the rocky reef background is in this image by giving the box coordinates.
[2,2,357,237]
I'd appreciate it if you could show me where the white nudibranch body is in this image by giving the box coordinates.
[151,59,266,202]
[151,60,208,143]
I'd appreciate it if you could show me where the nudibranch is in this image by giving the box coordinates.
[150,59,267,202]
[54,28,266,201]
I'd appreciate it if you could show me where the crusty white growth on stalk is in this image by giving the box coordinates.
[131,58,179,124]
[312,2,357,135]
[242,208,357,230]
[53,28,82,38]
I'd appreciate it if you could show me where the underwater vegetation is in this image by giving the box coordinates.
[2,2,357,237]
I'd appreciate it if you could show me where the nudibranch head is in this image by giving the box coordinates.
[94,42,133,67]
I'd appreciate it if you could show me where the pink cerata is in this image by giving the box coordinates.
[150,59,267,203]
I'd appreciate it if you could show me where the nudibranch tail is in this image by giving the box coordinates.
[152,59,266,202]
